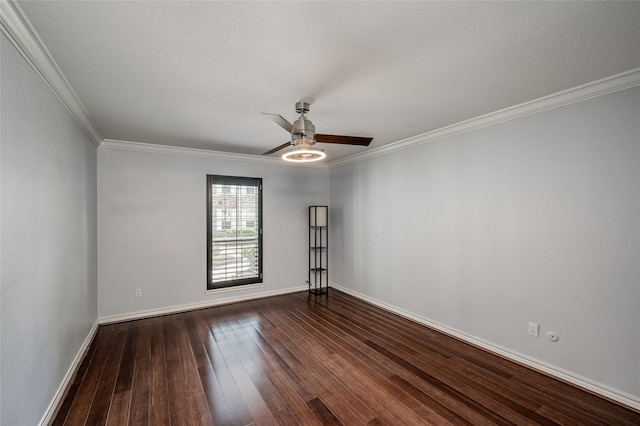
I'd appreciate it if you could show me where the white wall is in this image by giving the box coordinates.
[98,147,329,318]
[330,87,640,402]
[0,35,98,425]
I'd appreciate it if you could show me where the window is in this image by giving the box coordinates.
[207,175,262,290]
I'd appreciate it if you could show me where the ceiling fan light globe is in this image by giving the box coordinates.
[281,145,326,163]
[294,136,315,145]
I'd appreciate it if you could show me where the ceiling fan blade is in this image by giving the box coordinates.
[262,113,294,133]
[263,142,292,155]
[316,134,373,146]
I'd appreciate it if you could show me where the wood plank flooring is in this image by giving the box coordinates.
[53,290,640,425]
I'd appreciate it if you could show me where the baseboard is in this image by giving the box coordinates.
[99,285,307,324]
[39,320,100,426]
[40,286,305,424]
[330,282,640,412]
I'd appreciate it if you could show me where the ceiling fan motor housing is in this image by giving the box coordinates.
[293,102,316,145]
[261,101,372,157]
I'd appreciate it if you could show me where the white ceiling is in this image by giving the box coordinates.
[15,1,640,162]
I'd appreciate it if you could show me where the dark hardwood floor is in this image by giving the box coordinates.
[53,290,640,425]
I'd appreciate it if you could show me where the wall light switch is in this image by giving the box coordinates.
[135,288,142,298]
[528,322,539,337]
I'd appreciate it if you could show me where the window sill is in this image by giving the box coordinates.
[205,283,265,295]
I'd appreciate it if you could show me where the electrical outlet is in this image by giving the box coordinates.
[135,288,142,298]
[528,322,539,337]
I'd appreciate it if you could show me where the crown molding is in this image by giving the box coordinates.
[0,0,102,146]
[329,68,640,169]
[3,0,637,161]
[100,139,329,169]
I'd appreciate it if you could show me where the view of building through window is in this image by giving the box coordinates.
[207,175,262,289]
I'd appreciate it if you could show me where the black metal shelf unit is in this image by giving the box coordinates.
[308,206,328,295]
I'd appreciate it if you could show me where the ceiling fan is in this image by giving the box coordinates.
[262,102,373,162]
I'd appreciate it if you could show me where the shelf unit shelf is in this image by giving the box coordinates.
[308,206,328,295]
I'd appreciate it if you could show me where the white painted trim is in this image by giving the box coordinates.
[41,286,304,421]
[0,0,102,146]
[38,320,100,426]
[100,139,329,169]
[330,282,640,411]
[99,285,307,325]
[329,68,640,168]
[3,0,639,163]
[205,283,265,295]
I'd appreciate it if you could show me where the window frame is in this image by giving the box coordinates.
[206,175,263,290]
